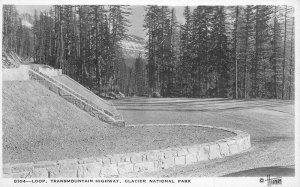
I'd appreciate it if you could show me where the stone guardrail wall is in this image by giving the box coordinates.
[27,69,125,127]
[29,68,122,121]
[61,75,110,105]
[3,124,251,178]
[58,75,123,121]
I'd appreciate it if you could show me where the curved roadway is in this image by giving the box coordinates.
[114,98,295,177]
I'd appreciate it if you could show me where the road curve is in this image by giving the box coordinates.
[114,98,295,177]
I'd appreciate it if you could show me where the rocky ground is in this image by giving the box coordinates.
[114,97,295,177]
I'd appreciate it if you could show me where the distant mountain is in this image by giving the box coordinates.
[121,35,146,68]
[20,13,33,28]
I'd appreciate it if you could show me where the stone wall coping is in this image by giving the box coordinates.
[3,124,251,178]
[56,74,123,121]
[31,69,114,114]
[32,69,123,120]
[59,74,111,106]
[27,69,124,126]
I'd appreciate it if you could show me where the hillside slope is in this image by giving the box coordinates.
[2,81,112,163]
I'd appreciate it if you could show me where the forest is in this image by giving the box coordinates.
[2,5,295,99]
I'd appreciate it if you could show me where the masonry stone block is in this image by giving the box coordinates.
[196,145,210,161]
[75,99,85,110]
[76,165,84,178]
[88,111,96,117]
[164,150,178,158]
[209,143,221,160]
[130,153,144,163]
[134,162,155,172]
[115,154,131,162]
[218,141,230,157]
[117,162,134,174]
[34,161,57,168]
[113,120,125,127]
[177,148,189,156]
[100,164,119,177]
[146,150,165,161]
[236,138,246,152]
[83,104,92,113]
[57,160,79,178]
[47,166,60,178]
[89,108,99,117]
[174,156,186,166]
[58,169,77,178]
[185,153,197,165]
[158,157,175,170]
[59,163,78,173]
[77,157,97,164]
[187,146,201,154]
[31,168,48,178]
[49,84,59,94]
[95,157,103,163]
[105,155,122,164]
[81,163,102,177]
[244,136,251,149]
[98,114,110,122]
[104,110,114,117]
[63,95,75,104]
[227,140,239,155]
[102,157,111,166]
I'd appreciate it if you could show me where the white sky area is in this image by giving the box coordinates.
[16,5,191,38]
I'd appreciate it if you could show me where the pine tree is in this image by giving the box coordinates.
[240,5,255,99]
[181,6,193,97]
[210,6,231,97]
[270,6,281,98]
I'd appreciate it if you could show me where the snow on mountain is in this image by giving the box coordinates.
[21,20,33,28]
[20,13,34,28]
[121,35,146,59]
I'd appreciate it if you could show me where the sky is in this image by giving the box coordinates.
[16,5,188,38]
[128,6,188,38]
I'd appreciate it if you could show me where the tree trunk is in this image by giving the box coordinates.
[282,6,287,99]
[289,17,294,100]
[234,6,239,99]
[253,6,259,98]
[272,6,278,98]
[243,7,250,99]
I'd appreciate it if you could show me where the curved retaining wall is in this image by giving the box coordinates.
[3,124,251,178]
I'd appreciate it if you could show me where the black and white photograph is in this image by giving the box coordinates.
[1,0,299,186]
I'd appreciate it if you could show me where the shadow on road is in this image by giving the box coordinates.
[116,103,293,114]
[115,98,294,114]
[222,165,295,177]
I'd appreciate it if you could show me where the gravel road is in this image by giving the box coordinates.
[114,97,295,177]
